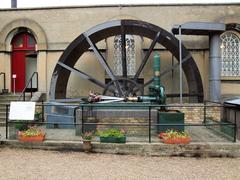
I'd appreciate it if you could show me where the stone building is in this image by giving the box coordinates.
[0,3,239,102]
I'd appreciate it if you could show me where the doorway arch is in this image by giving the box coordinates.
[11,31,37,92]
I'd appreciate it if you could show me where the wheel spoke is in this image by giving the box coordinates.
[57,62,110,91]
[133,31,161,81]
[125,32,161,96]
[84,34,123,96]
[121,24,127,78]
[132,53,192,94]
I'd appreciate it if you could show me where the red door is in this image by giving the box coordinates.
[11,33,36,92]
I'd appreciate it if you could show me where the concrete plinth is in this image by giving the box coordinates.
[1,140,240,158]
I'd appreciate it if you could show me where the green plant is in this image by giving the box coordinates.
[160,129,190,140]
[15,121,28,131]
[82,131,94,141]
[97,128,126,138]
[18,126,44,137]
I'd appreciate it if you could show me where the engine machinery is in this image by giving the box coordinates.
[126,53,166,104]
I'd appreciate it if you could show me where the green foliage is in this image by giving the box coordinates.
[97,128,126,138]
[15,121,28,131]
[160,129,190,140]
[82,131,94,141]
[18,126,44,137]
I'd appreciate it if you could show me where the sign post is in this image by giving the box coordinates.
[12,74,16,95]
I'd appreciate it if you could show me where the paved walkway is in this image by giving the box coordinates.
[0,147,239,180]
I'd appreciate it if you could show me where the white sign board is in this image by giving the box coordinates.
[9,102,36,121]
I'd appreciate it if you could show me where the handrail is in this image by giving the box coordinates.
[0,72,6,91]
[18,72,38,101]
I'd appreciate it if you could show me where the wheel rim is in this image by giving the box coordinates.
[49,19,203,102]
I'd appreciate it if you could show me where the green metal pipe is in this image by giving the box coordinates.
[153,53,161,87]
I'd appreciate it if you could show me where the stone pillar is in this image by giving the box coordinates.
[209,34,221,102]
[37,51,47,93]
[4,53,11,92]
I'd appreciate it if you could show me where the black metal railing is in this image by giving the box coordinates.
[18,72,38,101]
[4,102,238,143]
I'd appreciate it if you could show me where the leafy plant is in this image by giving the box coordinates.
[15,121,28,131]
[18,126,44,137]
[97,128,126,138]
[159,129,190,140]
[82,131,94,141]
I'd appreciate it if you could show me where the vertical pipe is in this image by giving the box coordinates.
[81,106,84,133]
[234,109,237,142]
[209,34,221,102]
[11,0,17,8]
[153,53,161,87]
[179,25,183,104]
[148,106,151,143]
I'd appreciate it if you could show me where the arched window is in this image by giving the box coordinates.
[221,32,240,76]
[113,34,136,76]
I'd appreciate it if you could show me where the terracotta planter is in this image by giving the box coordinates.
[162,138,190,144]
[179,138,191,144]
[19,134,45,142]
[162,138,175,144]
[159,132,166,139]
[83,140,92,152]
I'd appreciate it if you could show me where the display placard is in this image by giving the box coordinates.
[9,102,36,121]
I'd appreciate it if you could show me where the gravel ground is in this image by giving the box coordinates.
[0,148,240,180]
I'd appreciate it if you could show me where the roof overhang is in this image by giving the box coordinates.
[172,22,226,35]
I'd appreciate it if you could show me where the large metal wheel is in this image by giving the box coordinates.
[50,19,203,102]
[103,78,143,97]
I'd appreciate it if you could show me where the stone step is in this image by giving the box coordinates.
[0,116,6,126]
[0,93,31,101]
[0,106,7,111]
[0,111,7,116]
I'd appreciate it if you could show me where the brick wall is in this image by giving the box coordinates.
[167,103,221,123]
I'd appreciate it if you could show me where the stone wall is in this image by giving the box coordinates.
[75,103,222,135]
[0,4,239,99]
[168,103,222,123]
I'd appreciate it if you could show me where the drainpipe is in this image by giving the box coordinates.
[209,33,221,102]
[11,0,17,8]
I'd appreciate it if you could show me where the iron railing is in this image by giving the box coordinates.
[4,102,238,143]
[18,72,38,101]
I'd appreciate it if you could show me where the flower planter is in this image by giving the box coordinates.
[82,140,92,152]
[100,136,126,143]
[18,134,45,142]
[162,138,191,144]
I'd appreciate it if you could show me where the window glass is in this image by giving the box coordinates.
[28,35,36,47]
[113,34,136,76]
[14,36,23,48]
[221,32,240,76]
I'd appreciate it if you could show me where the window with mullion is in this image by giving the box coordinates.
[221,31,240,77]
